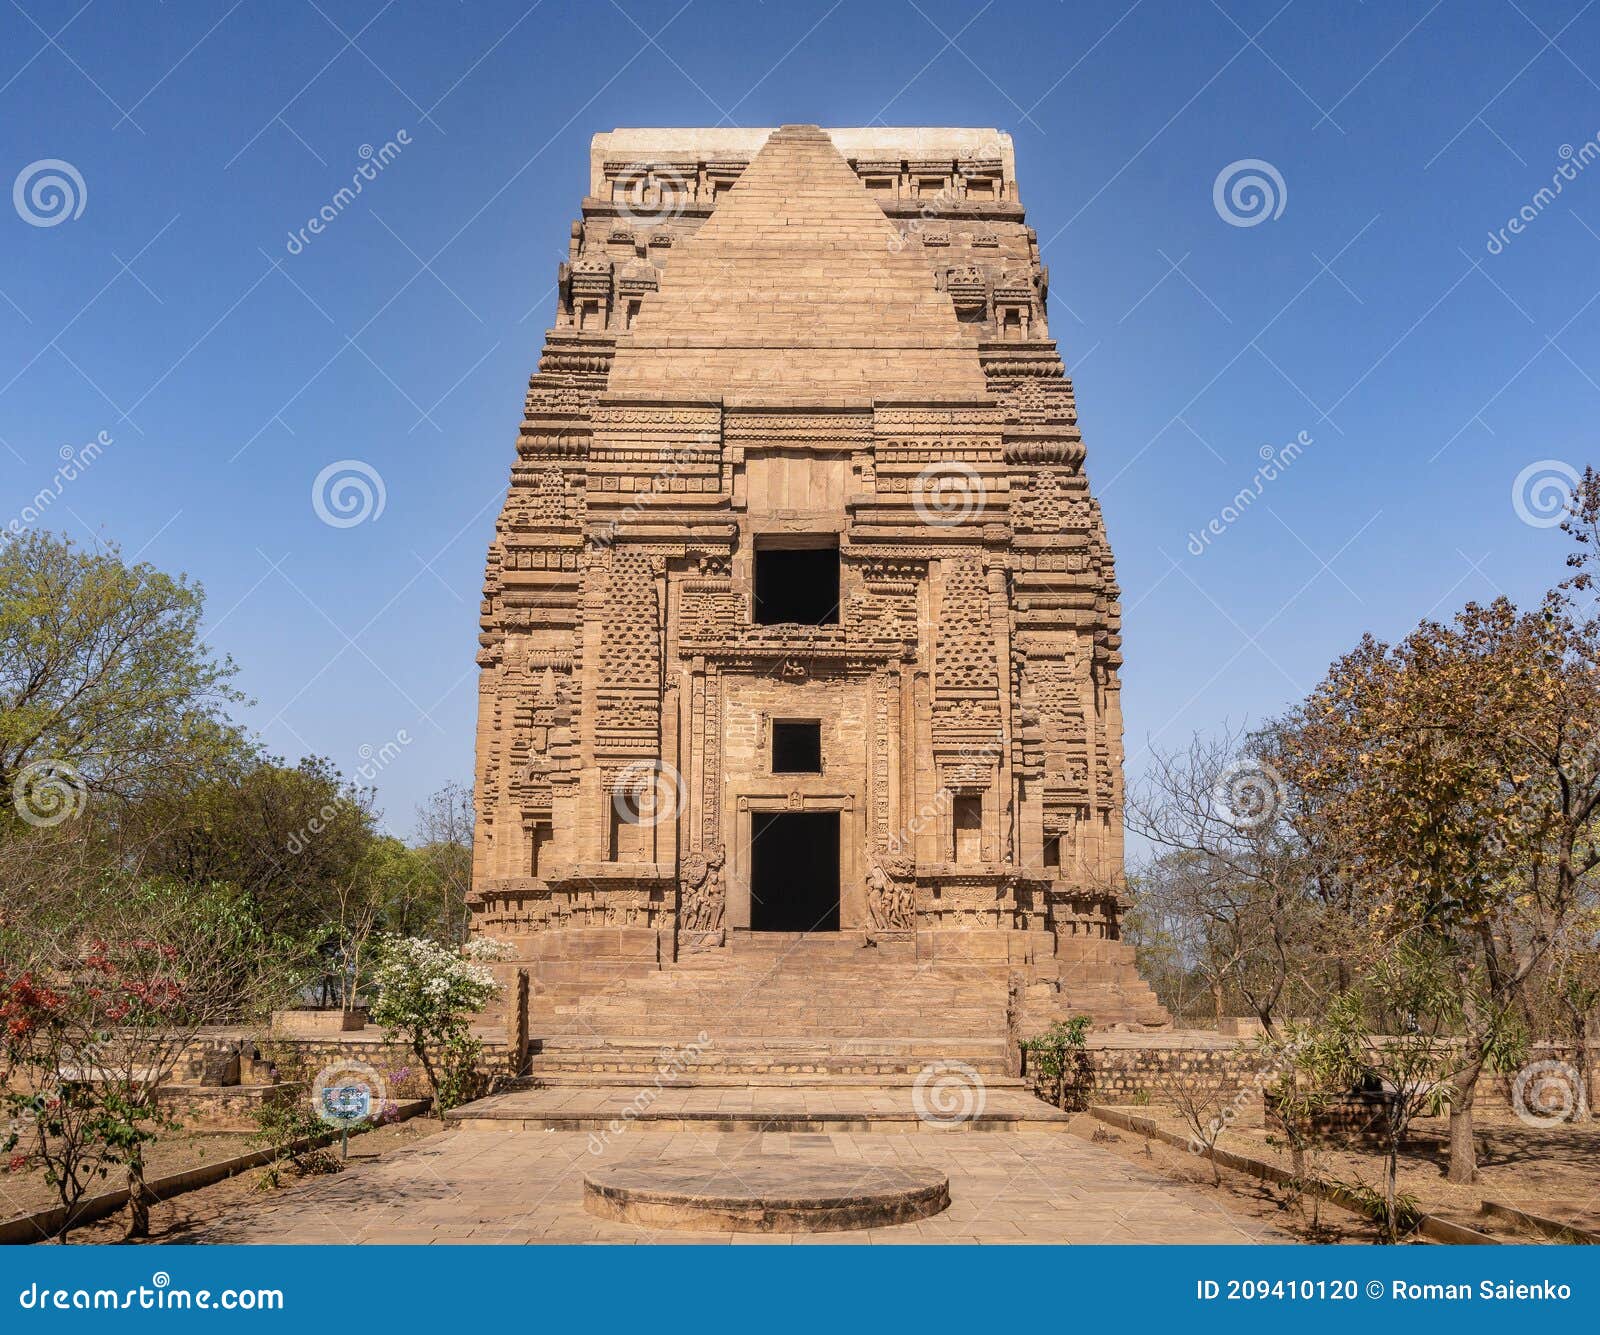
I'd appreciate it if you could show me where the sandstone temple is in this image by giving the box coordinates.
[470,126,1165,1078]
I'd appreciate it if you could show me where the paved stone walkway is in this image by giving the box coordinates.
[190,1128,1291,1244]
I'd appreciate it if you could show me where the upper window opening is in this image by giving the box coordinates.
[753,541,839,626]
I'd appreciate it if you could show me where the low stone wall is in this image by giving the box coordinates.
[1026,1031,1600,1121]
[163,1027,522,1107]
[1079,1034,1267,1113]
[255,1033,520,1102]
[153,1081,300,1132]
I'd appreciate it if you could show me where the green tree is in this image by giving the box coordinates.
[132,754,380,943]
[1291,938,1523,1243]
[0,530,242,811]
[1272,594,1599,1182]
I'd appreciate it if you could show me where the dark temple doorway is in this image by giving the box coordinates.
[749,811,840,932]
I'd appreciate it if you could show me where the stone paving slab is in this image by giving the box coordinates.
[189,1127,1292,1245]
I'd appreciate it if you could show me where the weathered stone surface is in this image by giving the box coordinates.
[583,1159,950,1232]
[193,1128,1293,1244]
[445,1082,1072,1132]
[471,124,1167,1067]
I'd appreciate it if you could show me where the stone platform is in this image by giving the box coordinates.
[445,1082,1072,1133]
[195,1127,1292,1244]
[583,1159,950,1232]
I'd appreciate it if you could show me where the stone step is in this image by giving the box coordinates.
[526,1042,1013,1077]
[507,1071,1033,1089]
[560,990,1007,1004]
[726,930,900,955]
[564,998,1002,1017]
[548,1022,1006,1039]
[531,1035,1011,1055]
[527,1061,1013,1078]
[557,1002,1006,1021]
[446,1083,1069,1134]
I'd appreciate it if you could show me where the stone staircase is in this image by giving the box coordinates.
[524,931,1016,1080]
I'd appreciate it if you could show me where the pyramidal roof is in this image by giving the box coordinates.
[605,124,986,405]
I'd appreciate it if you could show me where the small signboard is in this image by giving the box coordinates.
[319,1081,373,1125]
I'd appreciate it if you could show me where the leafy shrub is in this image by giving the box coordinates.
[248,1096,341,1190]
[1021,1015,1093,1109]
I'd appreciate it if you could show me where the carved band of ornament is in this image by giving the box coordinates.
[976,346,1061,366]
[874,407,999,426]
[544,331,619,348]
[586,442,721,460]
[539,353,614,376]
[523,392,593,413]
[593,406,721,426]
[685,646,908,671]
[500,550,584,572]
[679,632,904,659]
[728,409,871,429]
[875,439,1003,457]
[516,439,590,461]
[977,345,1062,366]
[1003,441,1085,466]
[726,428,873,446]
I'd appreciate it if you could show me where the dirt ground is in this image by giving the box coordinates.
[5,1117,445,1244]
[1075,1104,1600,1244]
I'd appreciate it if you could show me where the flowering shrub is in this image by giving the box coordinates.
[367,935,510,1113]
[0,880,298,1240]
[0,952,183,1240]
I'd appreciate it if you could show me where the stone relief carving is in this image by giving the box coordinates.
[865,849,915,931]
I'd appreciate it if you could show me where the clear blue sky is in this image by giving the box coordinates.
[3,0,1597,838]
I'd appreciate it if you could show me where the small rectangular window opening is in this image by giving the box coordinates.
[772,721,822,773]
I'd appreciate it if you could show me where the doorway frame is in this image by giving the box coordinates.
[731,792,859,930]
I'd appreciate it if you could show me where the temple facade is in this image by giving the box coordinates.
[471,126,1164,1035]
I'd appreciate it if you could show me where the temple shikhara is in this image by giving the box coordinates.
[470,125,1165,1073]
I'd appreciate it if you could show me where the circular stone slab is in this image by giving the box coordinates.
[583,1159,950,1233]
